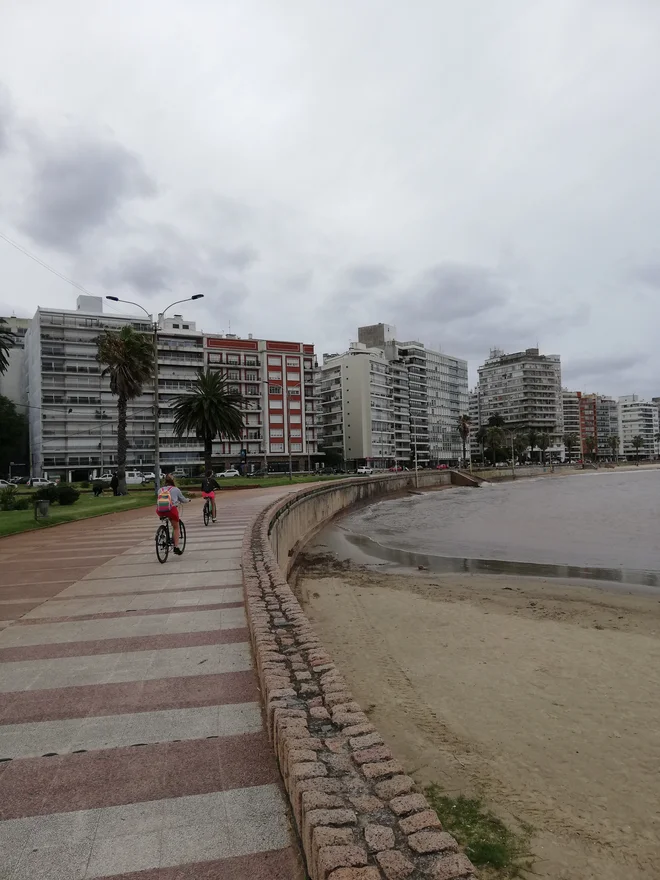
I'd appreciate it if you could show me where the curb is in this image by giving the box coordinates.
[242,487,477,880]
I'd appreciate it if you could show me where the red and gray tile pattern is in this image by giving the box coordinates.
[0,489,305,880]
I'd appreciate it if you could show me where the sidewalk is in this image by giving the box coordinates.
[0,488,306,880]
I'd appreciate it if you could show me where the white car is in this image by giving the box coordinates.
[356,466,374,475]
[28,477,54,488]
[0,479,11,488]
[217,468,241,478]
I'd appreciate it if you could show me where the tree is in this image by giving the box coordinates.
[538,432,551,466]
[487,413,506,428]
[527,428,539,463]
[475,426,488,464]
[583,435,597,462]
[563,432,579,464]
[485,426,505,465]
[458,414,471,466]
[96,326,154,494]
[0,319,15,376]
[171,369,244,473]
[631,434,645,465]
[608,434,620,461]
[0,395,28,477]
[513,434,528,464]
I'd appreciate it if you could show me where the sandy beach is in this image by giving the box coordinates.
[294,554,660,879]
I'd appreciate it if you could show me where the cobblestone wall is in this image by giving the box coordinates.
[242,473,478,880]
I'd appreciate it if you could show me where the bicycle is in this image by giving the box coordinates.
[155,516,187,563]
[203,496,213,527]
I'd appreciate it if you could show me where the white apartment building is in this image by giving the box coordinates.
[618,395,659,460]
[0,315,30,407]
[319,343,396,467]
[475,348,563,450]
[23,295,320,480]
[357,324,468,464]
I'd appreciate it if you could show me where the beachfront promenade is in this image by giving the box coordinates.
[0,488,305,880]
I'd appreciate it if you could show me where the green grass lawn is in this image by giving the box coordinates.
[0,474,350,537]
[0,493,156,538]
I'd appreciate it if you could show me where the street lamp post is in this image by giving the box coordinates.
[106,294,204,494]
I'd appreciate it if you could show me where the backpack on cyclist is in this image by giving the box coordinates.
[157,486,173,516]
[201,477,212,494]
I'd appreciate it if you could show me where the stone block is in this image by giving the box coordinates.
[364,823,395,852]
[317,845,368,879]
[327,869,381,880]
[373,776,415,801]
[388,792,428,816]
[375,849,416,879]
[349,732,384,751]
[426,853,476,879]
[361,760,403,780]
[407,830,458,855]
[398,809,442,835]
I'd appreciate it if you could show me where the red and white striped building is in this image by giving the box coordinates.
[204,334,320,472]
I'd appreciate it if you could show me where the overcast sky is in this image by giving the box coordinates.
[1,1,660,396]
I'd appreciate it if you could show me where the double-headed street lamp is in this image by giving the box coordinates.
[106,294,204,493]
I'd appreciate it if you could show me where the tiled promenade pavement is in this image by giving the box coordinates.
[0,489,306,880]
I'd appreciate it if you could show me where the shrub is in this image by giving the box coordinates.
[56,483,81,506]
[80,480,91,489]
[35,484,59,503]
[13,497,31,510]
[0,485,17,511]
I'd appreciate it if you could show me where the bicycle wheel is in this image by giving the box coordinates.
[156,523,170,563]
[178,519,187,554]
[203,500,210,527]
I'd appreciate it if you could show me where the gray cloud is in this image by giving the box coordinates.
[563,354,647,382]
[0,85,12,153]
[346,263,392,288]
[400,263,509,322]
[21,133,156,252]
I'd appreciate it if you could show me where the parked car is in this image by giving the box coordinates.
[246,469,270,477]
[27,477,54,488]
[356,466,373,475]
[388,465,410,472]
[0,479,11,488]
[435,464,449,470]
[217,468,241,478]
[140,472,165,483]
[10,476,29,485]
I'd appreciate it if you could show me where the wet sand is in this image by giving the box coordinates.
[294,551,660,879]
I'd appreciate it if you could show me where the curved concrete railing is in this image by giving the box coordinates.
[242,473,478,880]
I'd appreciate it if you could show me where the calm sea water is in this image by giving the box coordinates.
[332,469,660,588]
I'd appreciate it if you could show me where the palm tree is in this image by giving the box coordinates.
[486,426,505,465]
[96,326,154,494]
[632,434,645,465]
[608,434,619,462]
[458,414,471,467]
[538,432,550,466]
[584,436,597,462]
[0,319,15,376]
[513,434,528,464]
[563,432,579,464]
[171,369,244,473]
[527,428,539,463]
[487,413,506,428]
[475,426,488,464]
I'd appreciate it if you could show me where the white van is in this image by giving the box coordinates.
[125,471,144,485]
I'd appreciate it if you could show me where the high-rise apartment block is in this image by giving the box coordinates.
[618,395,659,460]
[0,315,30,407]
[318,324,468,467]
[474,347,563,440]
[20,296,319,481]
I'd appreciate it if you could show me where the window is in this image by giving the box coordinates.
[269,385,282,395]
[287,372,300,382]
[172,324,179,329]
[290,428,302,438]
[268,371,282,381]
[227,355,240,365]
[270,442,284,452]
[182,324,189,330]
[288,386,301,395]
[268,356,280,365]
[291,442,303,452]
[270,428,284,438]
[246,384,259,396]
[289,399,301,410]
[246,357,259,366]
[246,371,258,381]
[271,413,283,424]
[286,358,300,367]
[270,399,283,409]
[227,370,240,380]
[290,414,302,424]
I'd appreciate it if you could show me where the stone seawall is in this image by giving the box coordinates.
[242,472,478,880]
